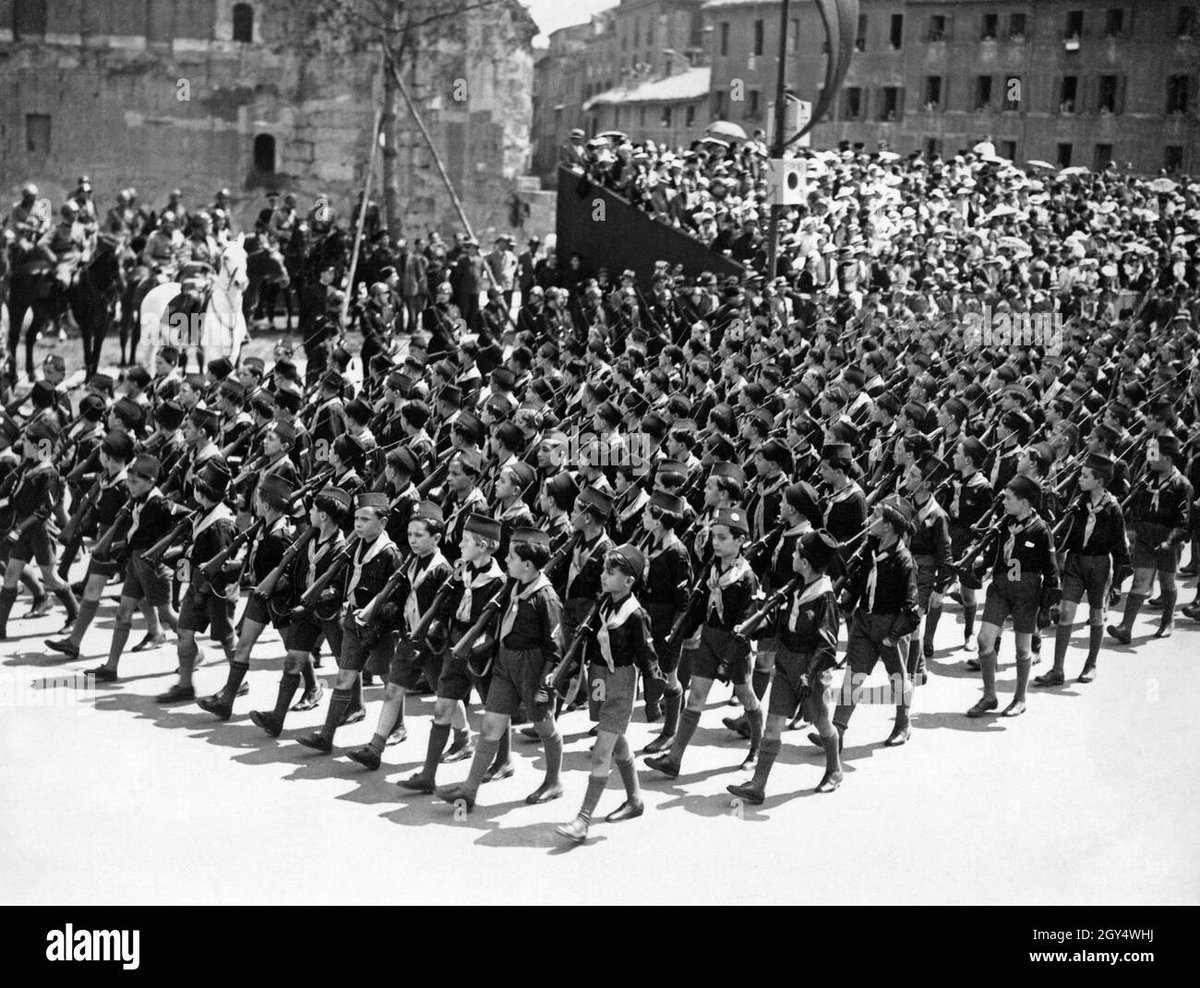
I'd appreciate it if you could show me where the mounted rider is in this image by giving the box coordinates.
[267,193,299,249]
[70,176,99,236]
[104,189,150,244]
[141,212,186,278]
[3,183,49,245]
[178,211,221,311]
[37,201,90,291]
[161,189,189,230]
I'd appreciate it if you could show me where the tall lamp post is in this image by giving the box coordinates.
[765,0,792,281]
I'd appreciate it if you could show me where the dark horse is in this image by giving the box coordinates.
[4,241,57,382]
[69,236,124,379]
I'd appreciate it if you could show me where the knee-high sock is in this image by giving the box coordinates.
[221,660,250,700]
[668,707,701,763]
[368,699,404,756]
[751,668,771,703]
[349,675,363,711]
[55,586,79,622]
[1120,593,1145,634]
[463,736,501,798]
[140,601,162,637]
[980,649,997,699]
[320,687,351,743]
[272,673,301,723]
[178,638,198,688]
[1053,623,1071,672]
[614,737,640,802]
[420,722,452,780]
[1085,625,1103,666]
[749,737,781,790]
[577,775,607,824]
[492,726,512,767]
[20,570,45,603]
[963,601,977,639]
[68,597,101,646]
[923,605,943,647]
[0,585,19,634]
[1014,658,1031,704]
[300,661,317,692]
[1159,589,1177,630]
[660,687,682,737]
[537,722,563,785]
[746,706,764,754]
[106,620,132,670]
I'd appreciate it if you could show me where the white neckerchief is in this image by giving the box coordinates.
[455,557,504,622]
[788,575,833,632]
[596,592,641,672]
[867,542,896,612]
[101,466,128,491]
[500,572,552,639]
[305,530,340,588]
[772,520,812,571]
[646,530,681,581]
[1003,514,1031,566]
[193,501,234,538]
[404,549,448,630]
[619,488,650,522]
[126,486,163,543]
[1150,468,1177,513]
[752,472,785,535]
[345,530,395,602]
[1083,490,1114,547]
[707,556,752,622]
[568,531,606,589]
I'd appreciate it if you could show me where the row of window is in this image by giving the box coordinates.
[716,5,1197,57]
[918,140,1182,174]
[838,75,1192,121]
[606,103,698,130]
[8,0,255,43]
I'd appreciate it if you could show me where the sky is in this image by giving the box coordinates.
[524,0,613,46]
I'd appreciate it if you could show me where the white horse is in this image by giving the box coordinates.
[140,235,249,371]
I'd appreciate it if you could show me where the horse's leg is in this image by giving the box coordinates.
[282,283,295,332]
[25,305,42,379]
[5,298,23,382]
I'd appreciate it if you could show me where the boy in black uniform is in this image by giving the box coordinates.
[729,529,842,804]
[948,437,993,653]
[1109,433,1192,644]
[437,526,565,810]
[556,543,665,843]
[0,419,79,640]
[86,455,186,680]
[646,506,761,777]
[825,495,919,749]
[967,475,1060,718]
[47,430,135,659]
[1036,453,1130,686]
[347,500,452,767]
[399,514,507,791]
[196,474,295,720]
[903,452,952,684]
[297,492,402,752]
[250,486,351,736]
[157,461,238,703]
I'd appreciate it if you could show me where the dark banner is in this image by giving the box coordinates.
[556,166,745,290]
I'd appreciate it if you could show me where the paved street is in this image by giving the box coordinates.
[2,575,1198,905]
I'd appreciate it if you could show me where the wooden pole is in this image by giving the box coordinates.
[765,0,792,282]
[341,105,384,328]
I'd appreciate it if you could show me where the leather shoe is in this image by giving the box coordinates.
[1033,669,1065,687]
[483,760,514,783]
[249,710,283,738]
[86,665,118,683]
[1106,624,1131,645]
[740,749,758,771]
[1146,594,1163,609]
[922,641,935,660]
[437,784,474,810]
[722,714,750,738]
[642,732,674,754]
[24,596,54,618]
[296,732,333,753]
[963,634,977,653]
[196,692,234,720]
[555,818,589,843]
[605,799,644,823]
[132,633,167,652]
[645,754,680,778]
[644,701,662,723]
[964,657,982,671]
[884,722,911,747]
[726,781,765,805]
[1077,663,1097,683]
[291,685,324,711]
[399,772,436,793]
[46,637,79,659]
[808,729,844,753]
[347,746,381,770]
[966,697,999,718]
[519,725,540,741]
[525,781,564,804]
[815,771,843,794]
[339,705,366,727]
[442,740,475,763]
[385,726,407,746]
[1001,699,1027,717]
[156,683,195,704]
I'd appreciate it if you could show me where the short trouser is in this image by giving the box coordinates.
[437,648,491,703]
[486,646,553,722]
[843,610,908,682]
[588,662,637,734]
[644,603,681,674]
[283,613,344,656]
[1131,534,1179,575]
[178,587,235,639]
[914,554,938,611]
[949,525,973,562]
[388,641,444,691]
[769,647,827,720]
[982,573,1042,635]
[11,525,53,566]
[338,622,394,675]
[691,624,751,685]
[1062,553,1111,608]
[122,554,171,607]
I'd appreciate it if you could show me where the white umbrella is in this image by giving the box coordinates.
[705,120,748,141]
[1058,166,1088,176]
[1026,160,1055,170]
[877,151,900,162]
[987,205,1018,219]
[998,236,1032,256]
[1133,208,1159,221]
[1149,178,1179,193]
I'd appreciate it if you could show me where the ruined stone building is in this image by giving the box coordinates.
[0,0,549,240]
